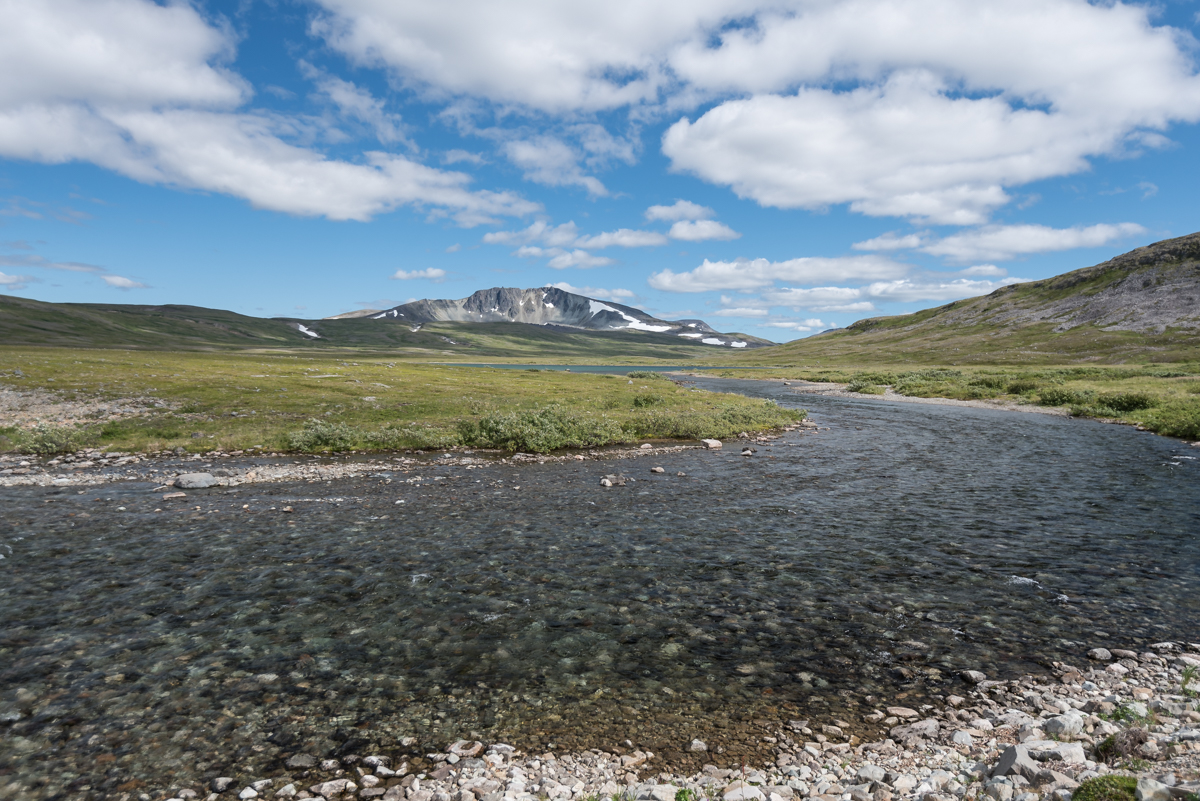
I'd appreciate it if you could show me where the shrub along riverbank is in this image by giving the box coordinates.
[0,348,801,455]
[706,364,1200,440]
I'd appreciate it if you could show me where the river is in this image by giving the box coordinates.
[1,377,1197,799]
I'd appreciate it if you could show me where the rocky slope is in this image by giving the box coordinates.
[724,232,1200,365]
[854,231,1200,336]
[370,287,771,348]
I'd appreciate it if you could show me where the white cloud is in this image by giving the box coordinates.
[649,255,905,292]
[483,220,580,247]
[485,220,668,250]
[712,307,768,317]
[443,149,487,165]
[575,229,668,248]
[445,243,461,252]
[762,318,827,330]
[304,64,409,146]
[392,268,446,280]
[0,0,539,225]
[853,232,924,251]
[547,282,635,302]
[0,253,105,273]
[515,246,613,269]
[101,274,148,289]
[645,200,715,222]
[0,271,34,289]
[668,219,740,241]
[760,276,1026,311]
[310,0,738,113]
[921,223,1146,262]
[546,249,613,269]
[502,137,607,196]
[960,264,1005,276]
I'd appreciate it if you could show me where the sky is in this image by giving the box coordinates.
[3,0,1200,342]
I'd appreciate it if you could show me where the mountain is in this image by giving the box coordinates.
[0,291,770,358]
[367,286,770,348]
[723,232,1200,366]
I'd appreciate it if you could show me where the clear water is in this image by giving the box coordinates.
[1,378,1197,799]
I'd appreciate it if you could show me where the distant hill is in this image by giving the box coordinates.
[724,232,1200,366]
[370,286,772,348]
[0,291,770,359]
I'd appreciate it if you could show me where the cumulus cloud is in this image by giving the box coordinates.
[575,229,668,248]
[0,0,539,225]
[649,255,905,292]
[920,222,1147,262]
[547,282,635,302]
[960,264,1005,276]
[483,220,580,247]
[758,276,1026,311]
[711,307,768,317]
[515,246,613,269]
[486,214,729,251]
[660,1,1200,223]
[668,219,740,241]
[303,62,410,146]
[0,271,34,290]
[392,268,447,280]
[762,318,827,331]
[853,232,925,251]
[502,137,607,196]
[645,200,715,221]
[101,274,148,289]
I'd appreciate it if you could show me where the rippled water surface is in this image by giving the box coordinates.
[2,378,1198,799]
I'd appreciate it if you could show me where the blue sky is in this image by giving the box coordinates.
[3,0,1200,342]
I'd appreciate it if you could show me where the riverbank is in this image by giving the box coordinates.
[72,641,1200,801]
[0,349,798,456]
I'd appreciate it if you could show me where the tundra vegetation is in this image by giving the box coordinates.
[705,364,1200,439]
[0,347,800,455]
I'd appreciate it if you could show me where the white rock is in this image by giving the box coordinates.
[723,781,765,801]
[702,439,722,450]
[238,789,258,800]
[689,739,707,752]
[952,730,975,746]
[1135,779,1172,801]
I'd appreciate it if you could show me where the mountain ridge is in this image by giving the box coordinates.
[366,286,771,348]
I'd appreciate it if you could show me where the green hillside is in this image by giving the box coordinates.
[722,232,1200,367]
[0,294,761,362]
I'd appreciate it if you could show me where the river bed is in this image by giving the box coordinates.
[1,377,1197,800]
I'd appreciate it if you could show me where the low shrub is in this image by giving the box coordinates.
[1097,392,1157,412]
[1006,379,1041,394]
[1039,387,1094,407]
[286,419,358,452]
[12,423,100,454]
[632,393,664,408]
[458,405,625,452]
[1072,775,1137,801]
[1143,401,1200,439]
[626,371,669,381]
[366,425,459,450]
[846,380,885,394]
[968,375,1009,389]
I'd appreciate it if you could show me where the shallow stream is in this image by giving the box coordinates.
[1,378,1197,799]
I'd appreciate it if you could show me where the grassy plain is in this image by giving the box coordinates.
[0,347,800,454]
[700,363,1200,439]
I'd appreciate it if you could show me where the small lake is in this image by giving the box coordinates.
[1,377,1197,799]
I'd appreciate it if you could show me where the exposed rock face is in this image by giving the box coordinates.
[368,287,768,347]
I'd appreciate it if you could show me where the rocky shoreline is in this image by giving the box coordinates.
[122,643,1199,801]
[0,422,818,490]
